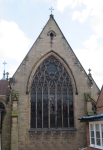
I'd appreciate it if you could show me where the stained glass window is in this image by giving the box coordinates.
[37,88,42,128]
[31,88,36,128]
[30,55,74,128]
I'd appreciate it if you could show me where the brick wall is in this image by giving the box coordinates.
[96,86,103,114]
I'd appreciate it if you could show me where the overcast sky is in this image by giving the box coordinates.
[0,0,103,89]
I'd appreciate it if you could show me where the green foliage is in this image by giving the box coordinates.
[12,92,19,101]
[84,93,91,101]
[87,110,94,116]
[11,111,18,117]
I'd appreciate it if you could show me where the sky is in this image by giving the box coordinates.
[0,0,103,89]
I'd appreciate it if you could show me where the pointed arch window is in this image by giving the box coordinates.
[30,55,74,128]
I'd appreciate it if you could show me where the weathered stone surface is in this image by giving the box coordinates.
[1,15,100,150]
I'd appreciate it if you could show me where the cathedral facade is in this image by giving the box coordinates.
[0,14,100,150]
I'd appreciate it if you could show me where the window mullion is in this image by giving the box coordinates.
[94,123,96,147]
[67,88,69,127]
[61,87,63,128]
[48,86,50,128]
[42,87,43,128]
[55,86,57,128]
[36,87,37,128]
[100,123,102,146]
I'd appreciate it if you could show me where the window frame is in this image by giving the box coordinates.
[30,55,75,129]
[89,121,103,149]
[28,52,77,130]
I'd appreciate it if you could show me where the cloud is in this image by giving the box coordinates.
[91,16,103,40]
[56,0,82,12]
[71,0,103,27]
[57,0,103,26]
[8,65,18,77]
[57,0,73,12]
[0,20,32,62]
[74,47,103,89]
[72,9,90,23]
[82,35,98,50]
[72,11,81,20]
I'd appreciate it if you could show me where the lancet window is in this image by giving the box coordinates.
[30,55,74,128]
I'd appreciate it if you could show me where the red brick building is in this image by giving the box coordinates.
[79,87,103,150]
[96,86,103,115]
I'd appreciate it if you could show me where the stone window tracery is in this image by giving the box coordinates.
[30,55,74,128]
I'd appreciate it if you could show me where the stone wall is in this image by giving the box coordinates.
[10,15,100,150]
[78,147,87,150]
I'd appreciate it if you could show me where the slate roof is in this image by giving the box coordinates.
[78,113,103,122]
[0,80,10,95]
[78,113,103,120]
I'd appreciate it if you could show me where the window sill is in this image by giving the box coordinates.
[90,145,103,150]
[29,127,77,132]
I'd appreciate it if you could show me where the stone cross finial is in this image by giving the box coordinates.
[49,7,54,14]
[3,61,7,70]
[2,61,7,80]
[6,72,9,80]
[88,68,91,74]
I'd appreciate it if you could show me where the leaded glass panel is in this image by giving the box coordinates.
[57,89,62,127]
[63,89,68,127]
[37,88,42,128]
[31,102,36,128]
[31,88,36,128]
[50,86,55,128]
[69,90,74,127]
[43,88,48,128]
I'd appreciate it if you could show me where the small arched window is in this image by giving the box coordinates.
[0,102,5,129]
[30,55,74,128]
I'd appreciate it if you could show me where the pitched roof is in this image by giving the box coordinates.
[11,15,99,92]
[0,80,10,95]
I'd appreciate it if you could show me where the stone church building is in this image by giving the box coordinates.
[0,14,100,150]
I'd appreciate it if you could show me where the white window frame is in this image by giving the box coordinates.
[89,121,103,149]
